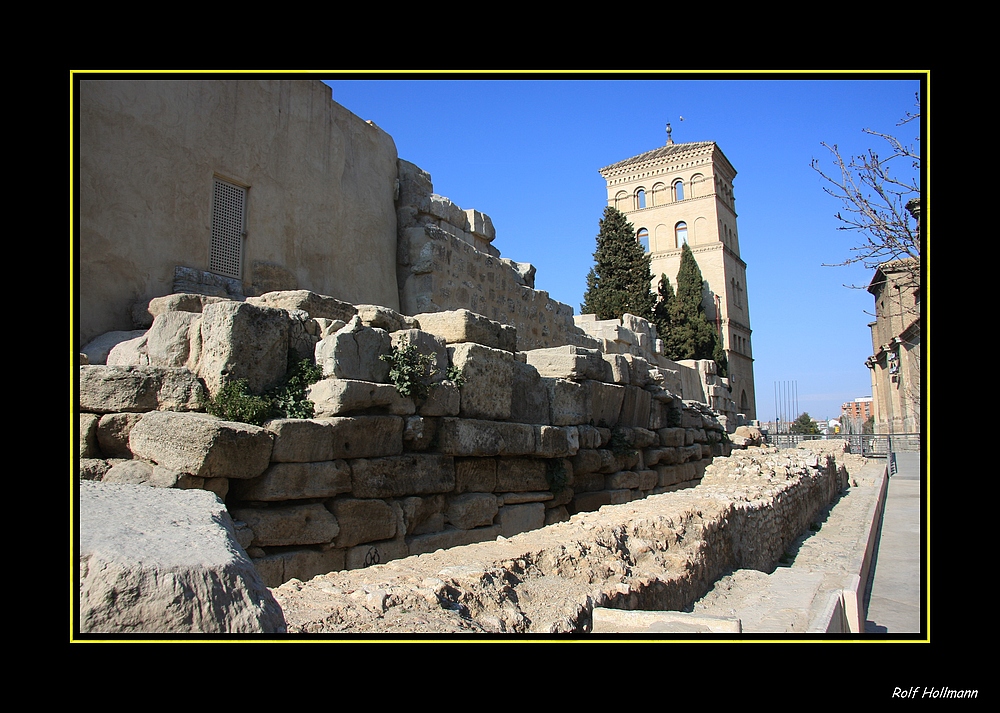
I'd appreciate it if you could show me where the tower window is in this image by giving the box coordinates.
[636,188,647,209]
[675,221,688,248]
[673,179,685,201]
[637,228,649,252]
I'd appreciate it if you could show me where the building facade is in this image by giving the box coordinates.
[598,133,756,420]
[866,258,920,434]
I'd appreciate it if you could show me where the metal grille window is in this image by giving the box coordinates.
[210,178,246,279]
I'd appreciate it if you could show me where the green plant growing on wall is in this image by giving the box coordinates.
[270,352,324,419]
[545,459,569,493]
[206,351,323,426]
[381,341,436,400]
[207,378,275,426]
[445,365,465,388]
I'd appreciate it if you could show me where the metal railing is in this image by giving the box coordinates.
[763,432,921,457]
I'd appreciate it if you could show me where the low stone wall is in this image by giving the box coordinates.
[272,445,850,633]
[79,291,730,589]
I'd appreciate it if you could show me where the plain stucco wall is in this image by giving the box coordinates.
[79,79,400,346]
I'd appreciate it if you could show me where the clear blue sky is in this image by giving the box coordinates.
[323,74,922,423]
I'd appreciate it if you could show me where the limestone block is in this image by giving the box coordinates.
[147,293,229,319]
[315,316,392,382]
[350,454,456,498]
[356,304,418,332]
[629,427,659,449]
[448,343,515,421]
[573,471,605,493]
[571,449,602,475]
[308,378,415,417]
[413,309,507,350]
[82,330,149,365]
[680,407,704,429]
[658,427,687,448]
[251,547,346,588]
[545,506,570,526]
[199,301,289,397]
[145,311,202,369]
[455,458,497,493]
[603,354,631,384]
[328,415,404,459]
[525,345,611,382]
[129,411,274,480]
[397,160,433,210]
[345,539,409,570]
[330,498,397,548]
[287,309,321,362]
[266,418,335,463]
[102,460,203,489]
[406,525,502,557]
[80,458,112,481]
[465,209,496,242]
[605,470,641,490]
[79,365,207,414]
[246,290,357,323]
[96,413,142,459]
[230,503,340,547]
[398,495,447,536]
[496,457,548,492]
[534,425,579,458]
[510,360,550,425]
[420,382,461,416]
[399,415,431,451]
[391,329,449,382]
[436,418,535,457]
[576,425,604,450]
[547,379,624,427]
[106,334,149,366]
[497,502,545,538]
[570,489,631,514]
[228,460,351,501]
[618,385,652,429]
[80,482,285,634]
[498,491,555,505]
[429,194,468,229]
[446,493,499,530]
[80,413,99,458]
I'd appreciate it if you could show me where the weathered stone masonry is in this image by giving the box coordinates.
[79,290,730,588]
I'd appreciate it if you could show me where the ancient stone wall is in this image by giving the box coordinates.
[78,290,730,588]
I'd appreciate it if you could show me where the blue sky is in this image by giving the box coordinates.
[322,74,923,423]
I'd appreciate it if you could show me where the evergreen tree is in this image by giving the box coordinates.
[661,244,722,366]
[652,273,674,341]
[790,412,820,435]
[581,207,655,322]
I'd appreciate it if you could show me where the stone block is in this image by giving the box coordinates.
[455,458,497,493]
[81,330,149,365]
[266,419,335,463]
[251,547,346,588]
[603,354,630,384]
[497,503,545,538]
[80,413,99,458]
[498,491,554,505]
[544,506,570,526]
[576,425,604,450]
[79,365,207,414]
[465,209,496,241]
[658,427,687,448]
[199,301,290,397]
[330,498,397,548]
[406,525,501,557]
[534,425,579,458]
[525,345,611,382]
[573,471,605,493]
[570,449,602,475]
[308,378,415,417]
[345,539,410,570]
[436,418,535,457]
[547,379,624,427]
[246,290,357,323]
[510,360,550,425]
[96,413,142,459]
[315,316,392,382]
[403,415,439,451]
[605,470,640,490]
[101,460,202,489]
[350,454,455,498]
[391,329,449,382]
[80,458,111,481]
[638,469,658,490]
[229,503,340,547]
[419,382,460,416]
[618,385,652,429]
[448,342,514,421]
[496,457,549,492]
[229,460,351,501]
[413,309,506,350]
[129,411,273,480]
[446,493,499,530]
[356,304,417,332]
[327,415,404,459]
[398,495,447,536]
[570,489,631,514]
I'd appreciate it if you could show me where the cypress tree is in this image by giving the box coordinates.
[652,273,674,341]
[662,244,722,366]
[581,206,655,322]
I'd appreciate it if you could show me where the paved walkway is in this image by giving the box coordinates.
[864,450,923,634]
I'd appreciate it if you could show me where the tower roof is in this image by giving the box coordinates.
[599,141,716,175]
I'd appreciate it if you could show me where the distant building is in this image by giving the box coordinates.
[598,127,756,419]
[866,258,920,434]
[841,396,873,423]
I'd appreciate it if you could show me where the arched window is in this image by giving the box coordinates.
[615,191,628,211]
[673,179,685,202]
[637,228,649,252]
[636,188,647,209]
[690,173,704,199]
[675,221,688,248]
